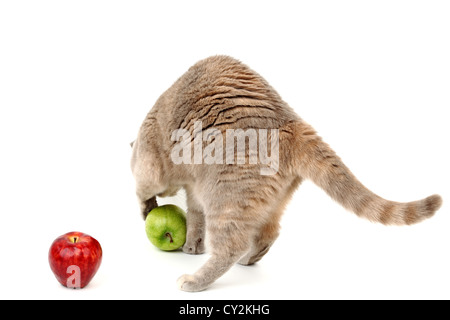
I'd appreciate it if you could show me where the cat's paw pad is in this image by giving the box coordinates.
[177,274,206,292]
[182,237,205,255]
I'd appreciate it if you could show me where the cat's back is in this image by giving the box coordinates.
[162,55,299,133]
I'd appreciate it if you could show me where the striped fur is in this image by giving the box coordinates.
[131,55,442,292]
[287,120,442,225]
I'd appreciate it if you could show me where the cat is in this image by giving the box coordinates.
[130,55,442,292]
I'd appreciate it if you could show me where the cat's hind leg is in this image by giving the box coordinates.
[237,220,280,266]
[177,208,254,292]
[238,176,302,265]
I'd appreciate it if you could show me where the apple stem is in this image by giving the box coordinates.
[165,232,174,243]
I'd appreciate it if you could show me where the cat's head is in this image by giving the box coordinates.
[130,133,167,218]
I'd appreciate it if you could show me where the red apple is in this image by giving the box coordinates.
[48,231,102,289]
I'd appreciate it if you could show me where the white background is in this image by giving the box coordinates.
[0,1,449,300]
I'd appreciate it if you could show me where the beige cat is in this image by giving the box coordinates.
[130,55,442,292]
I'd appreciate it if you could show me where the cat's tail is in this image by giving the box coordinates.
[291,121,442,225]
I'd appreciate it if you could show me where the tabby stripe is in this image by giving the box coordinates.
[403,203,417,225]
[379,202,395,224]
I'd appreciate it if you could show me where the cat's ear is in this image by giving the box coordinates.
[130,140,135,148]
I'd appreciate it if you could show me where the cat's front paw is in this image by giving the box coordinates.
[177,274,206,292]
[140,196,158,219]
[182,237,205,255]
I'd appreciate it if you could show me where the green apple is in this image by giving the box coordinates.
[145,204,187,251]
